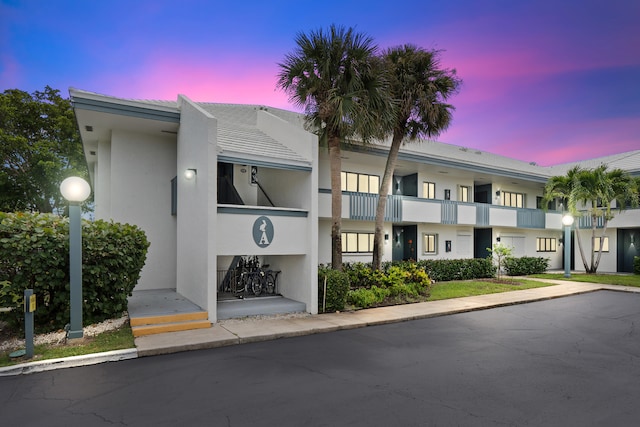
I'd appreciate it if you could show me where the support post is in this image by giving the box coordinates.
[68,202,83,338]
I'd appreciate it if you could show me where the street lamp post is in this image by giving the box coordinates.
[562,214,574,278]
[60,177,91,339]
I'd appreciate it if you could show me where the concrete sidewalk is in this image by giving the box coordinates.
[134,279,640,356]
[2,279,638,376]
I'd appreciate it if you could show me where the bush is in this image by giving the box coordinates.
[503,256,550,276]
[0,212,149,332]
[347,286,390,308]
[415,258,496,282]
[318,266,349,312]
[635,256,640,275]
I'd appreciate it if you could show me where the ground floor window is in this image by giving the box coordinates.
[342,232,374,253]
[536,237,557,252]
[423,233,437,254]
[594,236,609,252]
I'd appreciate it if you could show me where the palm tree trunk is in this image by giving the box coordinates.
[372,134,402,271]
[589,213,598,273]
[593,219,609,272]
[574,224,590,272]
[328,135,343,270]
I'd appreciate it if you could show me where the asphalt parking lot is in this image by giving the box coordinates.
[1,290,639,426]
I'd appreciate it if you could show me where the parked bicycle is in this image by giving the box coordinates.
[229,256,280,297]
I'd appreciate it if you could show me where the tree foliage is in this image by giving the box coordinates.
[0,212,149,332]
[277,25,394,270]
[371,45,461,270]
[542,165,639,273]
[0,86,87,213]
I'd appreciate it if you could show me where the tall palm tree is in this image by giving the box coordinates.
[371,45,460,270]
[277,25,393,270]
[542,165,639,273]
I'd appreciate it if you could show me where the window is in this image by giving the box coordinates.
[341,172,379,194]
[536,237,557,252]
[423,233,437,254]
[536,197,557,210]
[502,191,524,208]
[341,232,374,253]
[423,182,436,199]
[459,185,470,202]
[594,237,609,252]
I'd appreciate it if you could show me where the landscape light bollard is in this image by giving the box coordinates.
[562,214,574,278]
[60,177,91,339]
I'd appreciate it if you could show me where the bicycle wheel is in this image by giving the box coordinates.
[265,274,276,294]
[251,274,262,296]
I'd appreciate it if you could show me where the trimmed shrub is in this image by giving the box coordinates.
[347,286,390,308]
[503,256,550,276]
[635,256,640,275]
[318,266,349,312]
[0,212,149,332]
[415,258,496,282]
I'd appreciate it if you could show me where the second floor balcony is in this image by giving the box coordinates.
[319,190,567,230]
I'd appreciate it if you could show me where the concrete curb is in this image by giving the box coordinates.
[0,348,138,377]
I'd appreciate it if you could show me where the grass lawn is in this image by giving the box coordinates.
[428,279,555,301]
[529,273,640,287]
[0,324,134,368]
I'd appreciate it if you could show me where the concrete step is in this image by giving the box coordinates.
[130,312,211,337]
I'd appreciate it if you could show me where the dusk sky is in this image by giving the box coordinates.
[1,0,638,166]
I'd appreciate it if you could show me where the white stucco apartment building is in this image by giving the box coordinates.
[70,88,640,323]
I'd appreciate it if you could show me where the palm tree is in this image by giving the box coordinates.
[277,25,393,270]
[542,165,639,273]
[371,45,461,270]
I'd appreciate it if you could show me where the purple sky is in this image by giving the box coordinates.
[1,0,638,166]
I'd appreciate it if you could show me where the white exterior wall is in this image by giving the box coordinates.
[94,140,112,219]
[108,129,177,290]
[573,228,618,273]
[176,96,218,318]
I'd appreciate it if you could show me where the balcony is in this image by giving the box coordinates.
[319,190,563,229]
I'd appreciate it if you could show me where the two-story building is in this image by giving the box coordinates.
[70,88,640,323]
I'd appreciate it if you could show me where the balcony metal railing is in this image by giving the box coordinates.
[349,192,402,222]
[344,192,554,229]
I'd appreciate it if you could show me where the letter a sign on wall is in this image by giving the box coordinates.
[253,216,274,248]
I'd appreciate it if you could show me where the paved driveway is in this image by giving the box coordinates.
[1,290,639,426]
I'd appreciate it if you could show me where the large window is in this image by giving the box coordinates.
[459,185,470,202]
[594,237,609,252]
[423,233,438,254]
[341,172,379,194]
[536,237,557,252]
[423,182,436,199]
[502,191,524,208]
[342,232,374,253]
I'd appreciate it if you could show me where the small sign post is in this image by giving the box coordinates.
[9,289,35,359]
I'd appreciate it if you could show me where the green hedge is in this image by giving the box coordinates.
[635,256,640,275]
[503,256,550,276]
[318,267,349,313]
[413,258,496,282]
[0,212,149,332]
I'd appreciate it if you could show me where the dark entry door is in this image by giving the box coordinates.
[392,225,418,261]
[474,228,492,258]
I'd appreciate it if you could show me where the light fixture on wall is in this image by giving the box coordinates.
[184,168,197,180]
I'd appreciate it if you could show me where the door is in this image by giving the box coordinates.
[474,228,492,258]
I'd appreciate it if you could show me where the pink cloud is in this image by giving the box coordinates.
[0,53,22,88]
[91,51,292,109]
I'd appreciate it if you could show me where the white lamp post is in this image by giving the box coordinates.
[60,177,91,339]
[562,214,574,278]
